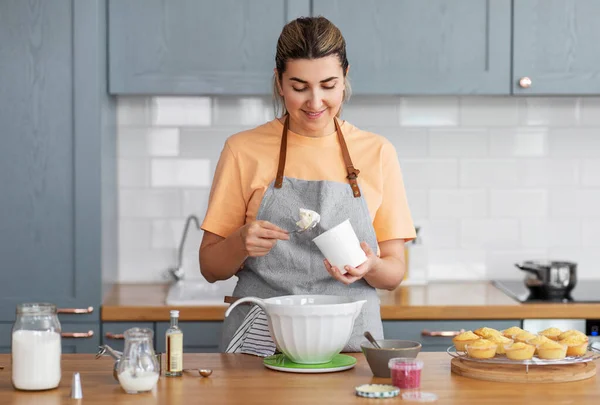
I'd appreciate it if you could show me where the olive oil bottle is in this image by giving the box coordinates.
[165,310,183,377]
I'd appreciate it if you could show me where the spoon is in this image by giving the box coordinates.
[364,331,382,349]
[289,219,319,234]
[183,368,213,377]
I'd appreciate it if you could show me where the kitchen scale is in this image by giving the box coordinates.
[263,353,356,373]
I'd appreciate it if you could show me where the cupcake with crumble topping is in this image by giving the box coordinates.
[465,339,498,359]
[560,334,589,357]
[487,334,513,355]
[538,327,562,341]
[504,342,535,360]
[558,329,587,341]
[452,331,480,351]
[473,327,502,339]
[537,339,568,360]
[502,326,524,339]
[514,331,537,343]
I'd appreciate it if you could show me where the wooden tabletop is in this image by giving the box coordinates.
[1,353,599,404]
[101,282,600,321]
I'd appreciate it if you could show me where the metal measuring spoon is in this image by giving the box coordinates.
[364,331,382,349]
[183,368,213,377]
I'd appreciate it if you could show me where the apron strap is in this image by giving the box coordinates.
[274,115,361,198]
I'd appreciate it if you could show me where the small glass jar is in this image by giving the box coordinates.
[11,303,62,391]
[117,327,160,394]
[388,358,423,390]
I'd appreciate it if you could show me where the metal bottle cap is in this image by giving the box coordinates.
[170,310,180,317]
[71,372,83,399]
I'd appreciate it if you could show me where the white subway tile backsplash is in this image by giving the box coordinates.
[402,159,458,188]
[416,219,459,248]
[118,158,150,187]
[400,97,459,127]
[582,220,600,247]
[152,97,211,127]
[517,159,579,187]
[460,159,519,188]
[550,189,600,218]
[581,98,600,126]
[181,189,211,219]
[518,97,581,126]
[120,189,181,218]
[460,219,520,249]
[486,250,548,280]
[429,129,488,157]
[490,190,547,218]
[429,189,487,218]
[116,95,600,282]
[549,129,600,157]
[520,219,581,248]
[489,128,548,157]
[375,128,428,157]
[151,159,211,187]
[581,159,600,186]
[343,96,401,126]
[213,96,273,126]
[459,97,518,127]
[427,249,487,280]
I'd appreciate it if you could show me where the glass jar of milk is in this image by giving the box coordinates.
[11,303,62,391]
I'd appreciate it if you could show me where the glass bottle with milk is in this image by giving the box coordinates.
[11,303,62,391]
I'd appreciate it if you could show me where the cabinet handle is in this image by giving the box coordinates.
[105,332,125,340]
[518,77,532,88]
[61,330,95,339]
[421,329,465,337]
[57,306,94,314]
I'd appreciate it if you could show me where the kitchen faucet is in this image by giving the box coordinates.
[167,214,201,282]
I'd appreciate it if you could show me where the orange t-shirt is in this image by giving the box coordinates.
[201,119,416,243]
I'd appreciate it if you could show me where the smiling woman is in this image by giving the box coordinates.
[198,16,416,357]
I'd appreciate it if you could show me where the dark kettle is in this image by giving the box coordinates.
[515,261,577,299]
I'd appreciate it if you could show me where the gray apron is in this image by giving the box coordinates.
[220,116,383,353]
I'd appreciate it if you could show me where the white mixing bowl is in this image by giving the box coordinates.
[225,295,366,364]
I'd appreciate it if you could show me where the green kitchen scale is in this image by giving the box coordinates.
[263,353,356,373]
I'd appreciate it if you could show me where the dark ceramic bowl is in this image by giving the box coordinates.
[360,339,422,378]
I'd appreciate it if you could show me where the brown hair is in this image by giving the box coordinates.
[272,16,351,117]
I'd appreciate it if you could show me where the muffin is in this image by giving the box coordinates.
[465,339,498,359]
[473,327,502,339]
[537,340,568,360]
[560,334,589,357]
[538,327,562,341]
[452,331,480,351]
[514,331,537,343]
[526,335,551,354]
[504,342,535,360]
[558,329,587,341]
[502,326,525,339]
[487,334,513,355]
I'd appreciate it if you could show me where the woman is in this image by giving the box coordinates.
[200,16,415,354]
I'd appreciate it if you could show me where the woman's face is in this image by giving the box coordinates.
[277,55,346,137]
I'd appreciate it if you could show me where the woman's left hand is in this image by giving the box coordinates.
[324,242,379,285]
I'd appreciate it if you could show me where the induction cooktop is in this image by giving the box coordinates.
[493,280,600,303]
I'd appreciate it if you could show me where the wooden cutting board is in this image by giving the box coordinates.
[451,357,597,383]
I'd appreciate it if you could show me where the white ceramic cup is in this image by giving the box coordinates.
[312,219,367,274]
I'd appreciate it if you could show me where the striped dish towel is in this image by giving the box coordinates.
[225,305,277,357]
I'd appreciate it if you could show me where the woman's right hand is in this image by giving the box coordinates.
[239,220,289,257]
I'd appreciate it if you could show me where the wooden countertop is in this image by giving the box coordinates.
[1,353,599,404]
[101,282,600,322]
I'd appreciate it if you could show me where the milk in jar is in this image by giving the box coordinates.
[11,303,62,391]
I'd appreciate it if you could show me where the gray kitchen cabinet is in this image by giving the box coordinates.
[383,320,520,352]
[313,0,511,95]
[101,322,156,353]
[108,0,310,95]
[513,0,600,95]
[0,0,116,332]
[155,322,223,354]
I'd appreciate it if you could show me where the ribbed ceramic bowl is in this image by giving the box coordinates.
[225,295,366,364]
[361,340,422,377]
